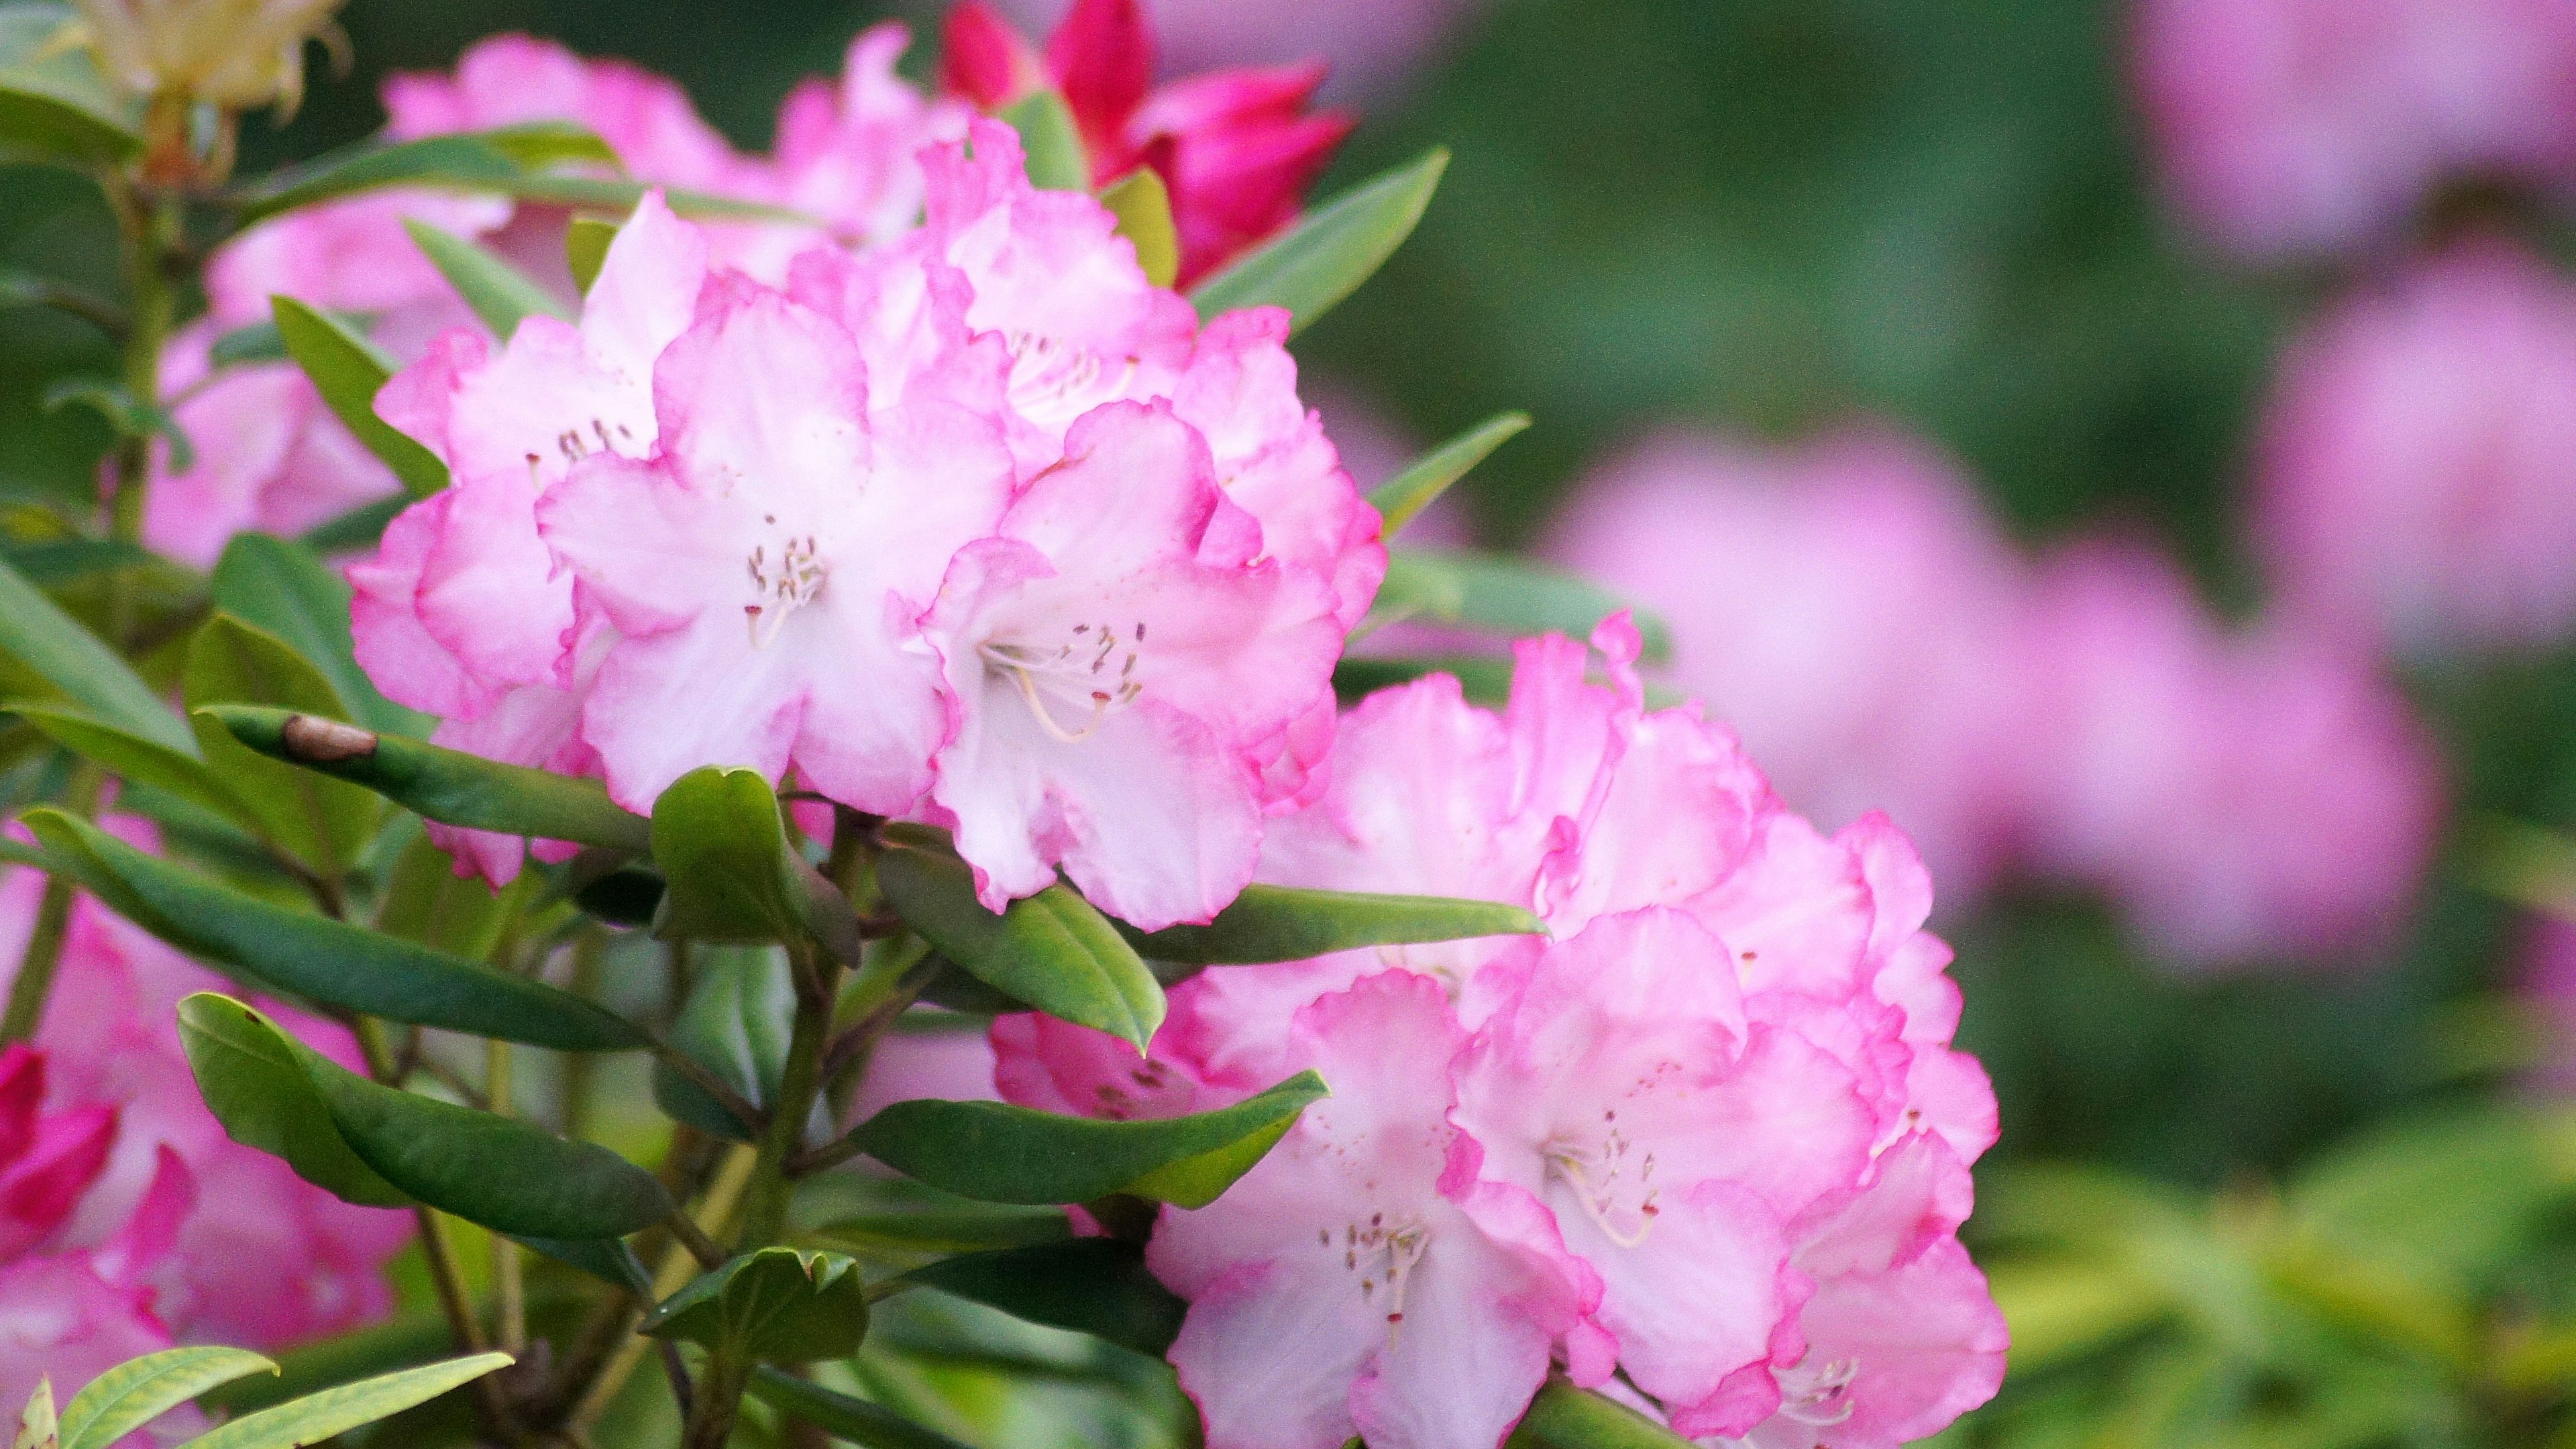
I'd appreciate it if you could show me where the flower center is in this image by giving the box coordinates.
[743,527,827,649]
[1318,1212,1430,1345]
[1544,1112,1660,1249]
[1003,330,1134,419]
[1776,1356,1860,1428]
[979,619,1146,743]
[545,415,641,468]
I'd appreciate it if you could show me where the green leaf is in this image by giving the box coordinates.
[295,495,406,555]
[639,1246,869,1362]
[853,1069,1326,1208]
[0,3,140,168]
[747,1367,978,1449]
[271,298,449,498]
[402,218,572,339]
[1000,90,1088,192]
[28,810,647,1051]
[566,217,619,295]
[229,123,616,223]
[180,1352,513,1449]
[1333,652,1515,707]
[1366,549,1672,662]
[649,766,804,942]
[0,537,148,586]
[178,994,413,1208]
[902,1240,1184,1357]
[205,704,651,854]
[1369,413,1532,537]
[15,1375,50,1449]
[59,1347,277,1449]
[876,845,1163,1049]
[7,704,250,829]
[651,944,792,1142]
[1099,168,1177,288]
[374,831,515,959]
[42,378,192,469]
[211,533,422,737]
[1507,1381,1699,1449]
[182,614,383,877]
[0,553,195,754]
[514,1233,652,1294]
[1123,883,1543,965]
[1189,148,1447,335]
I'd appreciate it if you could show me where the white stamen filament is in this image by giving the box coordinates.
[982,622,1147,744]
[744,533,827,650]
[1779,1358,1860,1427]
[1328,1214,1430,1348]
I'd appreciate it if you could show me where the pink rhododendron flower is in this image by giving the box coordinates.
[941,0,1356,284]
[2251,241,2576,657]
[1544,430,2029,894]
[2018,541,2443,967]
[2131,0,2576,256]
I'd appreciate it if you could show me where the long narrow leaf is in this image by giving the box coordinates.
[1122,883,1542,965]
[1189,148,1447,334]
[180,1352,513,1449]
[1369,412,1532,536]
[0,554,193,754]
[748,1368,978,1449]
[60,1347,276,1449]
[271,299,448,498]
[402,218,571,337]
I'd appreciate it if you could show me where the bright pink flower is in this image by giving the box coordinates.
[941,0,1355,284]
[1148,971,1591,1449]
[382,34,750,193]
[2252,241,2576,656]
[2131,0,2576,256]
[539,282,1015,814]
[1544,430,2029,894]
[921,400,1344,929]
[0,1256,183,1442]
[2019,541,2443,967]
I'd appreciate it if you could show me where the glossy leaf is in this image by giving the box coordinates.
[271,298,448,498]
[0,3,140,167]
[177,995,412,1209]
[58,1347,276,1449]
[0,553,194,754]
[747,1368,978,1449]
[1189,148,1447,335]
[651,944,792,1142]
[852,1069,1326,1208]
[180,1352,513,1449]
[211,533,421,737]
[1369,412,1532,536]
[402,218,570,338]
[1001,89,1087,192]
[1100,168,1178,288]
[566,216,618,294]
[640,1247,869,1361]
[649,766,805,941]
[876,846,1163,1049]
[29,810,647,1051]
[205,704,651,853]
[1123,883,1543,965]
[1367,549,1672,662]
[229,123,616,223]
[182,614,382,877]
[903,1239,1184,1357]
[1506,1381,1699,1449]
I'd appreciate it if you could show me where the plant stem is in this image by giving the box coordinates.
[488,1037,526,1355]
[566,1144,757,1442]
[4,767,106,1044]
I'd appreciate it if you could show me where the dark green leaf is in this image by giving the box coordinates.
[28,809,647,1051]
[40,378,191,469]
[1332,652,1514,707]
[1123,883,1543,965]
[812,1201,1072,1256]
[1000,90,1087,192]
[649,766,804,942]
[0,537,149,586]
[747,1367,978,1449]
[904,1239,1184,1357]
[572,863,663,926]
[211,533,423,737]
[271,298,449,498]
[1369,413,1532,537]
[513,1234,652,1295]
[652,944,792,1142]
[230,123,616,223]
[1507,1381,1699,1449]
[1099,168,1178,289]
[8,704,249,828]
[205,704,651,853]
[182,614,383,877]
[59,1347,277,1449]
[295,494,405,554]
[0,552,195,753]
[640,1247,869,1362]
[566,217,618,295]
[853,1069,1326,1208]
[1189,148,1446,335]
[374,831,515,959]
[0,3,140,167]
[177,994,413,1208]
[877,845,1163,1049]
[181,1352,514,1449]
[1367,549,1672,663]
[402,218,572,339]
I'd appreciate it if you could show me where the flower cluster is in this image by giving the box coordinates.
[350,121,1381,928]
[988,621,2006,1449]
[0,820,411,1410]
[1546,429,2443,969]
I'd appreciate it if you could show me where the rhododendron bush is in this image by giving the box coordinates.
[0,1,2008,1446]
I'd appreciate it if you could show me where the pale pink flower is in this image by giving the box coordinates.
[1148,971,1592,1449]
[2131,0,2576,256]
[1544,430,2028,894]
[2019,541,2444,967]
[921,400,1345,930]
[2252,241,2576,656]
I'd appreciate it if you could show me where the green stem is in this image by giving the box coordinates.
[4,767,104,1044]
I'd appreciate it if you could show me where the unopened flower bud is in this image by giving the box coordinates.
[71,0,345,113]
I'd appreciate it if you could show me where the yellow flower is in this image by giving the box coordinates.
[70,0,345,112]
